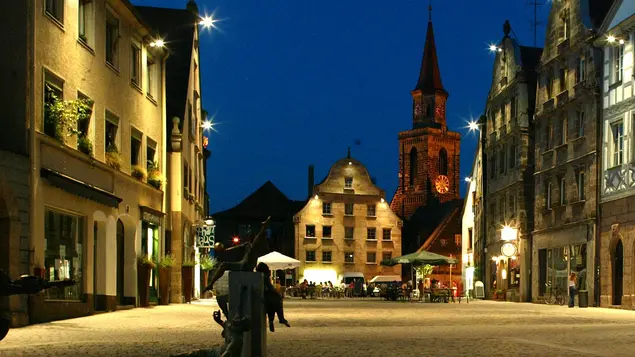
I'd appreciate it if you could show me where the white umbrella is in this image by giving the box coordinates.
[257,251,301,270]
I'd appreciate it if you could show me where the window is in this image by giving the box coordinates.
[76,92,93,142]
[382,228,392,241]
[44,73,64,138]
[367,228,376,240]
[612,44,624,84]
[559,177,566,205]
[146,53,156,98]
[130,129,142,166]
[576,57,586,83]
[612,121,624,167]
[78,0,94,46]
[559,67,567,92]
[344,177,353,189]
[366,252,376,264]
[105,111,119,152]
[322,251,332,262]
[345,227,354,240]
[409,147,418,186]
[131,45,141,87]
[184,162,189,190]
[510,96,517,119]
[382,252,392,262]
[577,171,585,201]
[490,153,497,179]
[322,202,332,215]
[545,124,553,149]
[546,181,552,210]
[546,73,554,99]
[367,204,376,217]
[44,209,84,300]
[305,250,316,262]
[322,226,332,238]
[305,225,316,238]
[508,139,517,169]
[576,111,585,138]
[439,148,448,175]
[192,91,199,138]
[560,12,570,41]
[105,11,119,68]
[344,203,354,216]
[499,149,505,174]
[146,138,157,169]
[467,228,473,250]
[560,116,567,145]
[187,102,193,139]
[500,103,506,123]
[46,0,64,23]
[344,252,354,264]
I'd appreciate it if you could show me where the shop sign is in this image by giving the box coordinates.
[142,211,161,225]
[501,242,517,257]
[196,224,215,248]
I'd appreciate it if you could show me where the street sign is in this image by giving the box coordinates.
[196,224,215,248]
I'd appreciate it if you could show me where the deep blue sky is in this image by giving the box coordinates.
[134,0,550,213]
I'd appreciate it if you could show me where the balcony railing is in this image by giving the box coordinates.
[557,90,569,107]
[604,163,635,196]
[543,98,555,113]
[557,38,570,55]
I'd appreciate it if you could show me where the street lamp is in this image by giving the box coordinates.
[501,225,518,241]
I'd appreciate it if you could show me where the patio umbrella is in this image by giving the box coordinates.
[380,250,457,267]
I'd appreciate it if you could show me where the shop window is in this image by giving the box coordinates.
[508,257,520,288]
[44,209,84,300]
[570,244,587,290]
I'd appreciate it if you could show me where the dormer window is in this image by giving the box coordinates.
[344,177,353,189]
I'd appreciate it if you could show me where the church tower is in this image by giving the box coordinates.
[390,6,461,220]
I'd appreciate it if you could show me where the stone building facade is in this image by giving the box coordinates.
[295,154,402,284]
[138,2,210,303]
[483,21,541,302]
[0,0,170,323]
[390,18,461,222]
[532,0,613,306]
[597,0,635,308]
[461,140,481,294]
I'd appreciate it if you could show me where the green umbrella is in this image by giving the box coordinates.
[381,250,457,267]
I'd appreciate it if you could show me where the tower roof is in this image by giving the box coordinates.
[414,20,447,96]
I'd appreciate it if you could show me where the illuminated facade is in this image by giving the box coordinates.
[461,141,481,294]
[483,21,541,302]
[598,0,635,308]
[295,154,402,284]
[532,0,612,306]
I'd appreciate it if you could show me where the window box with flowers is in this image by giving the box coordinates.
[105,144,122,170]
[147,161,164,190]
[131,165,147,182]
[44,84,94,147]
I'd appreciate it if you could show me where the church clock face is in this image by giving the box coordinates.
[435,175,450,194]
[435,106,445,117]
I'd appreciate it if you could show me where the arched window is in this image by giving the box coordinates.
[439,148,448,175]
[409,147,418,186]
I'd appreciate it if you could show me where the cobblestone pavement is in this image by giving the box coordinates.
[3,299,635,356]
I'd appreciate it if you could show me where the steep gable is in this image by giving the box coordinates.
[213,181,304,219]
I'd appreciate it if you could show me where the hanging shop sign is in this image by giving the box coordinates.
[196,223,215,248]
[500,242,518,258]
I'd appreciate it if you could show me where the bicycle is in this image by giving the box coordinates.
[545,285,566,306]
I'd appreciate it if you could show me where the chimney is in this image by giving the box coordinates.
[308,165,315,199]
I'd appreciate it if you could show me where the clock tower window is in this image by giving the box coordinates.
[409,147,418,187]
[439,148,448,176]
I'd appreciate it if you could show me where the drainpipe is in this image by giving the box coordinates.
[594,46,602,308]
[28,0,37,275]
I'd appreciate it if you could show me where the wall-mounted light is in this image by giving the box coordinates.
[232,236,240,244]
[314,194,319,200]
[464,177,472,183]
[468,120,479,132]
[380,198,385,203]
[200,15,217,29]
[150,38,165,48]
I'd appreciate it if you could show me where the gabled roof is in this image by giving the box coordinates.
[406,199,464,247]
[212,181,305,219]
[135,6,197,139]
[414,21,447,96]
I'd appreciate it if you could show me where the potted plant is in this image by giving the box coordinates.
[147,161,164,190]
[181,258,196,303]
[157,254,175,305]
[136,253,155,307]
[199,254,217,298]
[105,144,122,170]
[131,165,147,181]
[43,85,93,144]
[77,135,93,156]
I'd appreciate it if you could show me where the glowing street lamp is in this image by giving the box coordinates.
[150,38,165,48]
[607,35,616,43]
[201,120,213,130]
[468,120,479,132]
[464,177,471,183]
[200,15,217,29]
[501,225,518,241]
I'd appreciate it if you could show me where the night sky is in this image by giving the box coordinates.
[133,0,550,213]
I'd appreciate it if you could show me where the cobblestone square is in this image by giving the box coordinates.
[3,299,635,356]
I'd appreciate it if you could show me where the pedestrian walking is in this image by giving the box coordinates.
[568,273,577,308]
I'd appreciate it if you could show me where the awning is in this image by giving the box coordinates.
[40,168,122,208]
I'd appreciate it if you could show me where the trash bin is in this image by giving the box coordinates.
[578,290,588,308]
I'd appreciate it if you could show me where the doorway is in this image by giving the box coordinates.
[613,240,623,305]
[93,222,98,310]
[116,219,125,305]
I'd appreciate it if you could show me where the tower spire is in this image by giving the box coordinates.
[428,0,432,22]
[413,5,447,96]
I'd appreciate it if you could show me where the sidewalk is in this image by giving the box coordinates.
[0,300,222,357]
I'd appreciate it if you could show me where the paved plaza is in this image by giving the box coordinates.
[2,299,635,356]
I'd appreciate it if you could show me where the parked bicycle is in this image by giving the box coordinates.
[545,283,566,306]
